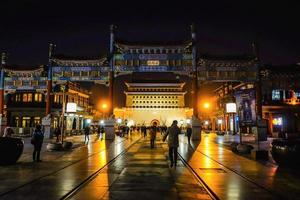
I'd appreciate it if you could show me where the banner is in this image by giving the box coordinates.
[234,89,256,125]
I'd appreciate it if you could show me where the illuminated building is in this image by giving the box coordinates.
[6,77,92,135]
[114,82,193,126]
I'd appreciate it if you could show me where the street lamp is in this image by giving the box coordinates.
[203,102,210,109]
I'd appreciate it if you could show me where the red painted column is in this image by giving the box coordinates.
[108,25,115,118]
[46,80,52,115]
[108,71,114,117]
[46,44,54,116]
[0,52,6,116]
[192,72,198,118]
[0,90,4,115]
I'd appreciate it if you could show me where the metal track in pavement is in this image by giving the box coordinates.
[0,138,128,198]
[178,138,282,199]
[177,153,219,200]
[60,137,141,200]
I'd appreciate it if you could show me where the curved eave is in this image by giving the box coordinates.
[3,66,44,74]
[51,57,108,66]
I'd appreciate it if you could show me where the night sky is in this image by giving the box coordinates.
[0,0,299,66]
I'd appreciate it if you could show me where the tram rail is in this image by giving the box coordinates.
[0,138,130,198]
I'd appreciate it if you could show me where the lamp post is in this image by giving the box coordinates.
[61,87,66,144]
[226,102,237,134]
[102,103,108,119]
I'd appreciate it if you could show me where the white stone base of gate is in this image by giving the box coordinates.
[104,119,115,140]
[192,116,202,140]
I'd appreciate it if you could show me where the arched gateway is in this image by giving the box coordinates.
[0,24,261,140]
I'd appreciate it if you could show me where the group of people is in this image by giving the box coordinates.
[84,125,105,143]
[148,120,193,168]
[3,120,194,167]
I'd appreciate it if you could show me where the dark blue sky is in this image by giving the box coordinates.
[0,0,299,66]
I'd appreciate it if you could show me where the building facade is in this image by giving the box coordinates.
[114,82,193,126]
[211,63,300,137]
[6,81,93,135]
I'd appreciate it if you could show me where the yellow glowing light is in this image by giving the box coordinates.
[102,103,108,109]
[203,103,210,109]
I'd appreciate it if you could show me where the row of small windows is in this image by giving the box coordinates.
[132,96,178,99]
[131,105,180,108]
[114,60,192,67]
[132,88,179,92]
[15,93,43,102]
[132,101,178,104]
[128,49,184,54]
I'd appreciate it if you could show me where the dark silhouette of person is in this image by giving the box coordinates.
[150,122,158,149]
[163,120,180,168]
[32,124,44,162]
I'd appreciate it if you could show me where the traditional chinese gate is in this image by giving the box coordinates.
[0,24,261,137]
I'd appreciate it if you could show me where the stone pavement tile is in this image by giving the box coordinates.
[63,137,212,200]
[0,135,141,199]
[100,189,178,200]
[87,173,120,187]
[178,192,212,200]
[70,186,108,200]
[178,135,282,199]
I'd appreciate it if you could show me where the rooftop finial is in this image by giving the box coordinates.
[252,40,260,62]
[110,24,116,33]
[49,43,55,59]
[190,23,196,41]
[190,23,196,33]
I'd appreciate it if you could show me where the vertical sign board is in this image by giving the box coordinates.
[235,89,256,126]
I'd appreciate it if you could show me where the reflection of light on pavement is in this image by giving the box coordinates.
[99,150,107,166]
[227,177,240,199]
[115,141,122,155]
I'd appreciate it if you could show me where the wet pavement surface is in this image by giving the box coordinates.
[1,132,300,200]
[0,134,138,200]
[179,133,300,200]
[70,137,212,200]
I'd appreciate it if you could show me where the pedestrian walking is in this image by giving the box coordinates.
[84,125,90,144]
[54,126,61,142]
[186,124,192,144]
[100,126,105,140]
[150,122,158,149]
[163,120,180,168]
[142,125,147,138]
[31,124,44,162]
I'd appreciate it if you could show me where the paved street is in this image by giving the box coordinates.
[1,132,300,199]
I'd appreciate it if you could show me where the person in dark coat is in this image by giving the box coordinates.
[84,125,90,144]
[186,124,192,144]
[150,122,158,149]
[142,125,147,138]
[32,124,44,162]
[54,126,61,142]
[163,120,180,168]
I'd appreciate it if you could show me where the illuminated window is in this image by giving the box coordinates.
[15,94,21,102]
[147,60,159,66]
[272,90,281,100]
[22,94,28,102]
[22,117,31,127]
[34,93,42,102]
[31,80,38,86]
[27,94,33,102]
[33,117,41,126]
